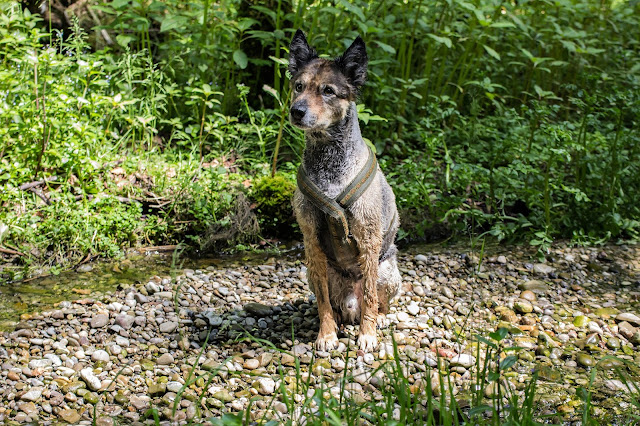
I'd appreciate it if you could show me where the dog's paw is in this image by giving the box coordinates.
[357,332,378,352]
[315,332,338,351]
[376,314,390,329]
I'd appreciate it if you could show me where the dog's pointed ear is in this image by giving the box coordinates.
[336,36,368,87]
[289,30,317,75]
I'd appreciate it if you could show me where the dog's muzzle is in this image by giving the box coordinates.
[290,100,313,128]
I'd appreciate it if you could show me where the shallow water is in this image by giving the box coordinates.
[0,248,304,331]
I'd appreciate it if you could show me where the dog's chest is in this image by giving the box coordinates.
[302,143,366,199]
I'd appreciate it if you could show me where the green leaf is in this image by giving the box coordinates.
[489,327,509,341]
[468,405,493,417]
[111,0,130,9]
[534,84,544,98]
[236,18,259,32]
[483,45,501,61]
[487,371,500,382]
[500,355,518,371]
[115,34,134,47]
[427,34,452,49]
[490,22,516,29]
[233,49,249,69]
[336,0,365,22]
[374,41,396,54]
[269,56,288,66]
[160,15,188,33]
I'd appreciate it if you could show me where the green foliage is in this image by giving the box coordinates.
[250,173,297,237]
[5,197,142,279]
[1,0,639,274]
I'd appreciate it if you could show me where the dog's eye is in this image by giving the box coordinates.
[295,82,303,92]
[323,86,335,96]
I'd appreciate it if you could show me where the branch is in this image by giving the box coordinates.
[0,246,26,256]
[18,176,57,191]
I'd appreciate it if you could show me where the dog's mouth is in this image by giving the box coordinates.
[289,113,331,132]
[289,113,308,129]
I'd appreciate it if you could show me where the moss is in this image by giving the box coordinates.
[250,174,298,238]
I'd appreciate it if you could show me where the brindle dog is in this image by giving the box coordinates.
[288,30,401,352]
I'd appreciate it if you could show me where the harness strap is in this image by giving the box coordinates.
[297,166,351,239]
[297,147,378,241]
[336,147,378,209]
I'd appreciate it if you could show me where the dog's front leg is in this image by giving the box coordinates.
[351,221,382,352]
[304,235,339,350]
[295,215,338,351]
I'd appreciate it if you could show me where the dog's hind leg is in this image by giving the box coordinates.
[376,254,402,329]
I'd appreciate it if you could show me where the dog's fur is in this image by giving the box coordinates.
[288,30,401,351]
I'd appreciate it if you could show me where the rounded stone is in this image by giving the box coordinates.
[92,350,110,362]
[157,353,174,365]
[91,314,109,328]
[520,290,536,301]
[159,322,178,333]
[244,359,260,370]
[573,316,590,327]
[576,353,596,368]
[514,301,533,314]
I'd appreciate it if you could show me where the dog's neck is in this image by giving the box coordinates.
[302,103,369,193]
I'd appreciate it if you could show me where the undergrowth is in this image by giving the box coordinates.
[1,0,639,278]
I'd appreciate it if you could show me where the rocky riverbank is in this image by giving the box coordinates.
[1,243,639,424]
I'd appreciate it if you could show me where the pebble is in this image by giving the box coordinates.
[80,368,102,391]
[130,395,150,410]
[616,313,640,326]
[244,359,260,370]
[519,280,548,293]
[533,263,556,275]
[157,353,174,365]
[450,354,475,368]
[407,303,420,316]
[243,302,272,317]
[520,290,536,301]
[576,353,596,368]
[514,301,533,314]
[256,377,276,395]
[618,321,636,339]
[20,387,43,401]
[159,321,178,333]
[166,381,182,392]
[115,314,135,329]
[58,409,81,423]
[91,314,109,328]
[573,316,590,327]
[148,383,166,395]
[396,311,410,322]
[441,287,454,299]
[92,350,110,362]
[28,359,51,369]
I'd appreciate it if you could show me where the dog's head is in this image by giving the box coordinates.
[288,30,367,131]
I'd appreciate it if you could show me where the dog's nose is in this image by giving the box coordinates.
[290,105,306,121]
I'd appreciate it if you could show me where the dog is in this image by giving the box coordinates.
[288,30,401,352]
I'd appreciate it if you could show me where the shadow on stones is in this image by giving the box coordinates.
[191,298,321,348]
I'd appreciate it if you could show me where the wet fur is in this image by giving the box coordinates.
[289,30,402,351]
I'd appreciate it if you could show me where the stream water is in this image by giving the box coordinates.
[0,249,302,331]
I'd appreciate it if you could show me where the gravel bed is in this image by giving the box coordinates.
[1,243,639,424]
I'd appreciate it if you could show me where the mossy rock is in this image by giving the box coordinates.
[251,174,298,237]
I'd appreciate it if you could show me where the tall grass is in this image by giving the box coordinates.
[123,325,640,425]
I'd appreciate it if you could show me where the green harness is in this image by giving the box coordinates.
[297,147,378,267]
